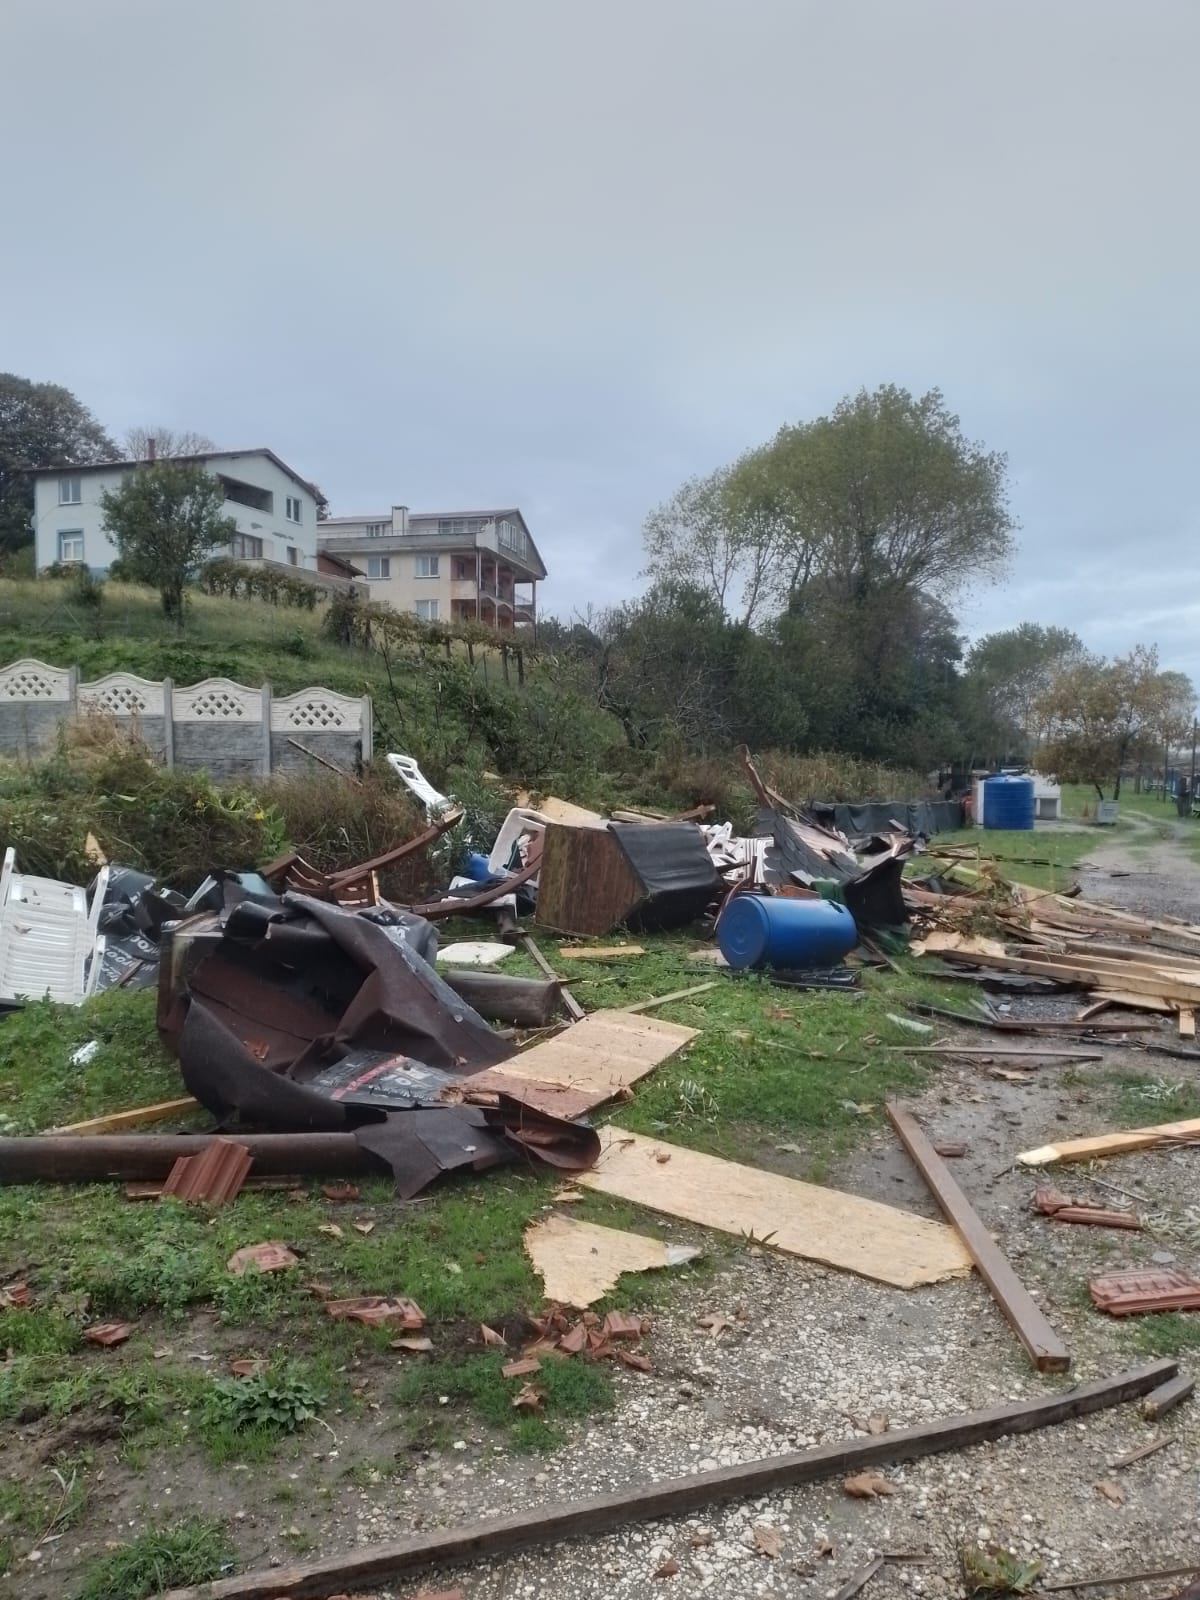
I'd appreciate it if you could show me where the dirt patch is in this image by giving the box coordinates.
[1077,812,1200,923]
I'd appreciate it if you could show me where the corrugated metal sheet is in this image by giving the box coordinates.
[162,1136,253,1205]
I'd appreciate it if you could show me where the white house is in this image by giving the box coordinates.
[31,448,325,577]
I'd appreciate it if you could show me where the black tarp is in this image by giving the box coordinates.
[808,800,964,839]
[610,822,721,930]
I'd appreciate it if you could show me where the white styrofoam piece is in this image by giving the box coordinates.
[435,941,516,967]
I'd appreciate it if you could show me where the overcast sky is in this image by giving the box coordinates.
[3,1,1197,677]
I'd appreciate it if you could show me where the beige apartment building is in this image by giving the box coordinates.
[316,506,545,630]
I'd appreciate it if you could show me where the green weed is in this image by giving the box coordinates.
[74,1515,233,1600]
[395,1350,614,1450]
[199,1364,325,1458]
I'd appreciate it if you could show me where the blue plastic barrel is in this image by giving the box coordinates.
[983,774,1035,831]
[717,894,857,970]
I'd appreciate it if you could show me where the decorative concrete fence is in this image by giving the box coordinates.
[0,659,373,780]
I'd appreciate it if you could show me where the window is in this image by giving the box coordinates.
[219,475,273,513]
[415,599,439,621]
[58,531,84,563]
[366,556,390,579]
[230,533,263,559]
[453,557,473,580]
[497,518,527,557]
[415,554,439,578]
[287,546,299,566]
[58,476,82,506]
[437,517,487,537]
[365,522,388,538]
[286,495,302,524]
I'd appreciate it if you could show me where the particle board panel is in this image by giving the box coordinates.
[576,1127,973,1288]
[461,1011,697,1119]
[524,1213,699,1307]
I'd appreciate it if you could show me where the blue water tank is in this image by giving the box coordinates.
[983,773,1035,831]
[717,894,857,970]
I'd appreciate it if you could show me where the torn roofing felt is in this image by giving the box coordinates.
[756,807,912,931]
[159,890,599,1195]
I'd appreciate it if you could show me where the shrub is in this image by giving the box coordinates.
[0,719,286,888]
[261,765,427,891]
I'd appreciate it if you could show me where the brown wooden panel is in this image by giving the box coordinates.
[535,825,643,937]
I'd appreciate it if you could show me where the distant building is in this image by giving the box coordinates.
[317,506,545,630]
[31,448,327,580]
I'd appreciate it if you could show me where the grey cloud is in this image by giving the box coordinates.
[2,0,1196,676]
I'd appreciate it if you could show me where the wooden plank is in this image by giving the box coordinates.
[461,1012,697,1119]
[156,1361,1176,1600]
[519,934,585,1024]
[576,1127,971,1288]
[55,1097,200,1135]
[623,982,718,1013]
[1140,1371,1195,1421]
[887,1101,1070,1373]
[1017,1116,1200,1167]
[1180,1009,1196,1040]
[937,949,1200,1005]
[884,1045,1102,1061]
[558,945,646,961]
[1091,990,1174,1014]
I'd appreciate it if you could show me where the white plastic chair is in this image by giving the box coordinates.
[0,849,109,1004]
[385,753,453,816]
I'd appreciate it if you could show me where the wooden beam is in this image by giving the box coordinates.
[1139,1371,1195,1421]
[886,1101,1071,1373]
[1017,1116,1200,1167]
[54,1097,200,1135]
[622,981,719,1014]
[1180,1009,1197,1041]
[156,1361,1174,1600]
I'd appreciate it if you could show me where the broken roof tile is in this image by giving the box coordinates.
[162,1137,253,1205]
[1090,1267,1200,1315]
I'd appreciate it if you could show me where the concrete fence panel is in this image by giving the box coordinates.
[0,659,369,780]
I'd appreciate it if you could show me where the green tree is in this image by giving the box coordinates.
[963,623,1084,764]
[642,465,782,624]
[726,384,1015,611]
[0,372,116,555]
[1036,644,1195,800]
[100,462,235,624]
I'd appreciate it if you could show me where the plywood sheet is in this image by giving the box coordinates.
[576,1128,972,1288]
[524,1213,700,1307]
[463,1011,696,1118]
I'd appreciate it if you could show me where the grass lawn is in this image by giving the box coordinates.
[0,932,984,1590]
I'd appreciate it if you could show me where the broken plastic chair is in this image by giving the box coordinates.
[0,848,109,1004]
[385,753,454,816]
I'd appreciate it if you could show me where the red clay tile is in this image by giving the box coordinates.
[226,1241,299,1275]
[1090,1267,1200,1315]
[162,1137,253,1205]
[84,1321,133,1347]
[324,1296,425,1328]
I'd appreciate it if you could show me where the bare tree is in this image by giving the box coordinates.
[123,426,217,462]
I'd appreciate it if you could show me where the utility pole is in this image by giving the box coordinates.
[1191,718,1197,816]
